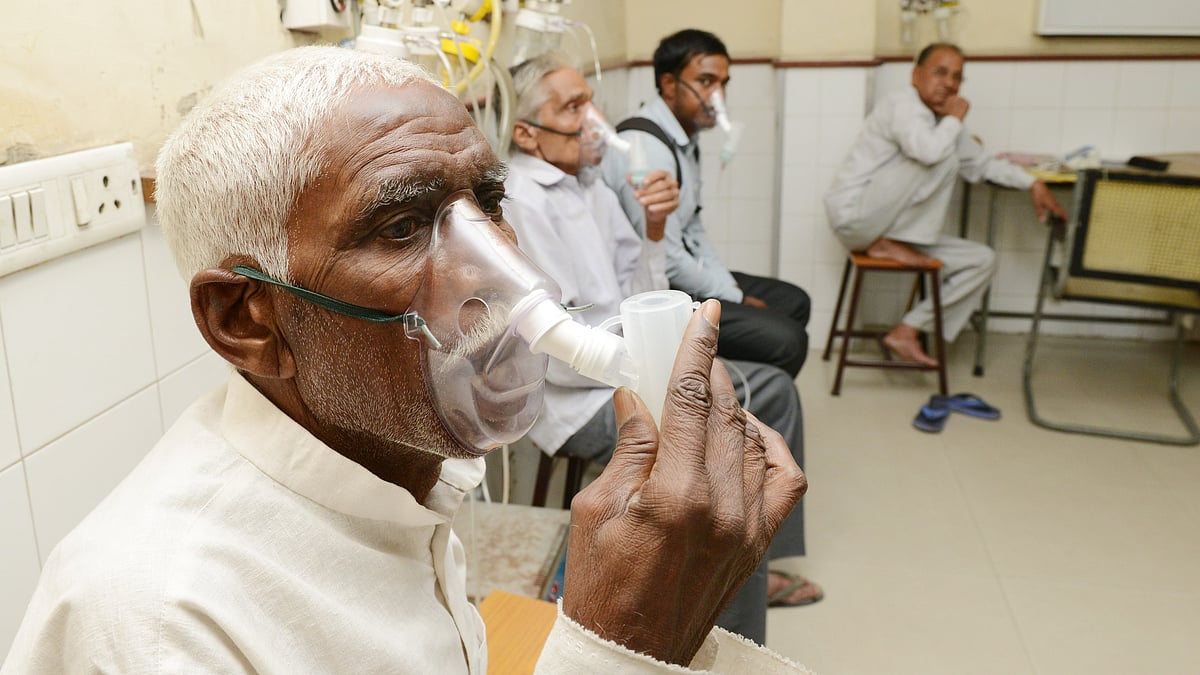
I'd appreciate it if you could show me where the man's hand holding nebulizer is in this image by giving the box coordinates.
[632,168,678,242]
[583,109,679,241]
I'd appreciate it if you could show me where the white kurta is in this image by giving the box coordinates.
[822,86,1035,339]
[824,85,1035,234]
[3,372,810,674]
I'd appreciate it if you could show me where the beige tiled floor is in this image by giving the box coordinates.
[767,332,1200,675]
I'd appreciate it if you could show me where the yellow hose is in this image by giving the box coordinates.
[453,0,500,95]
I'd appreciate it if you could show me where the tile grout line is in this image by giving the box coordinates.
[939,436,1042,675]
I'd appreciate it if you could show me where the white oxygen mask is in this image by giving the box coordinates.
[512,289,695,427]
[580,106,650,188]
[708,89,744,168]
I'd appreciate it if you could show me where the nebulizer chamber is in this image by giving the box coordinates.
[510,289,695,426]
[708,89,743,166]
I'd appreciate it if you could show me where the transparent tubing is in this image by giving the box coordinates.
[510,290,638,390]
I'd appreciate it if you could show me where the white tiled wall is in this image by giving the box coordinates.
[777,66,875,348]
[0,205,230,657]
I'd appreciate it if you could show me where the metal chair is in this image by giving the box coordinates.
[823,252,948,396]
[1024,168,1200,446]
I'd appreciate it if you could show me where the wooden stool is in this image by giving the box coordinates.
[531,453,590,509]
[822,252,948,396]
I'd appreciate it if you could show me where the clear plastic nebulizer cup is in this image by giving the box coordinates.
[616,290,695,425]
[514,288,696,428]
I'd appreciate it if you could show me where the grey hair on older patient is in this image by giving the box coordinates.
[154,46,437,282]
[509,50,579,128]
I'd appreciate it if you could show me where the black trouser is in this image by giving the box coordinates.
[713,272,811,378]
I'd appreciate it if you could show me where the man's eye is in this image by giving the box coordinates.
[381,216,421,241]
[478,193,506,220]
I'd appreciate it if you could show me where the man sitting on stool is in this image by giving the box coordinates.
[824,42,1066,367]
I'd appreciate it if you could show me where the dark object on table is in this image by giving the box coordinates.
[1127,155,1170,172]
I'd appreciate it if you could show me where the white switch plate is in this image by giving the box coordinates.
[0,143,145,278]
[282,0,352,32]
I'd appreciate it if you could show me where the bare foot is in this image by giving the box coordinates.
[865,238,937,267]
[883,325,938,367]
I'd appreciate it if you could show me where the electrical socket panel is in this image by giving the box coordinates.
[282,0,352,32]
[0,143,146,278]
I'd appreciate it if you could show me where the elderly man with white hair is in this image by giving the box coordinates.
[2,46,812,674]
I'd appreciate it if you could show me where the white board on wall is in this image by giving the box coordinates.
[1039,0,1200,36]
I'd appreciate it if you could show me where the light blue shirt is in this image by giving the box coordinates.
[504,152,656,453]
[601,96,744,303]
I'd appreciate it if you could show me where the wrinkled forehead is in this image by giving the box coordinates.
[324,83,499,196]
[545,68,592,106]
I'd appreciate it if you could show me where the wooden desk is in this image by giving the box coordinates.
[961,153,1199,376]
[479,590,558,675]
[959,169,1076,376]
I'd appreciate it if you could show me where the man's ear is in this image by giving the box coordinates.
[190,268,296,379]
[512,122,541,156]
[659,72,678,104]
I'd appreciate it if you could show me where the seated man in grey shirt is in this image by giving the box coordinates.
[824,42,1065,366]
[602,29,812,380]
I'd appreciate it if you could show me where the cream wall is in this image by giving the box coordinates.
[624,0,780,60]
[0,2,627,173]
[780,0,876,61]
[875,0,1200,57]
[0,1,326,170]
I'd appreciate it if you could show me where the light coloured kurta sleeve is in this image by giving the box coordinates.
[887,96,963,166]
[955,133,1037,189]
[534,602,814,675]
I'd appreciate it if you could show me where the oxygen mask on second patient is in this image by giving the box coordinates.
[575,105,629,186]
[579,106,651,189]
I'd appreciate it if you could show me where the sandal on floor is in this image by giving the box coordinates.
[913,398,951,433]
[934,392,1001,420]
[767,571,824,607]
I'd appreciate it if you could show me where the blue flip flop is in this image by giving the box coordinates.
[935,393,1001,420]
[913,397,951,433]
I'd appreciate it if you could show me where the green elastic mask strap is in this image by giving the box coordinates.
[519,119,582,137]
[231,265,441,348]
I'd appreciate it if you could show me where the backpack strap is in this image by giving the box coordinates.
[615,117,681,186]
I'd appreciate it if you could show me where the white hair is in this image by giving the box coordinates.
[509,50,579,127]
[155,46,438,282]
